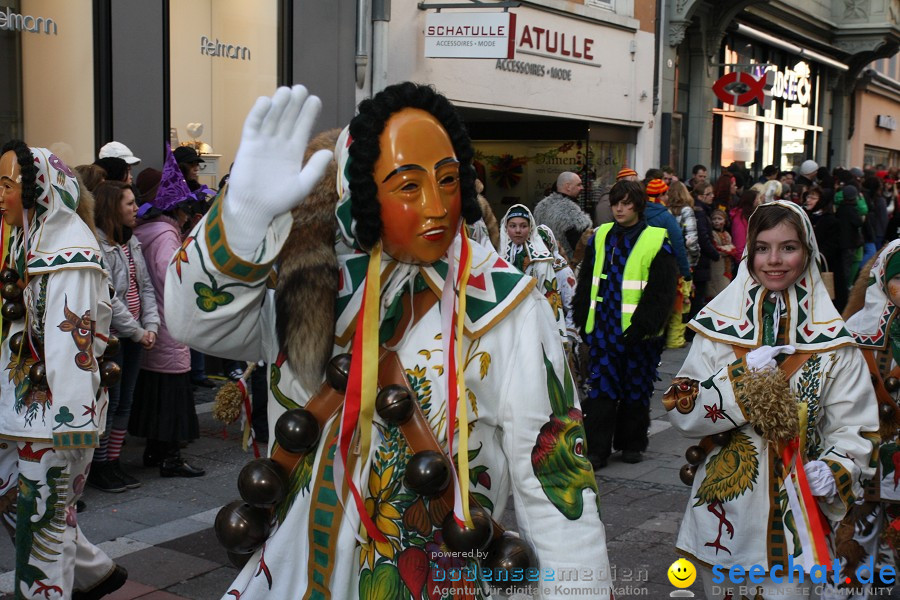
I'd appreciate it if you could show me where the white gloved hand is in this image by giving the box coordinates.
[223,85,333,258]
[745,344,796,371]
[803,460,837,498]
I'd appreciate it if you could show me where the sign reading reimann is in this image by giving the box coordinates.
[424,12,516,59]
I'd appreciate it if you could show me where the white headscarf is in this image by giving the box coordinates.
[845,238,900,350]
[689,200,854,351]
[498,203,552,269]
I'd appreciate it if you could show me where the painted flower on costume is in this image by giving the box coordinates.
[531,349,598,520]
[171,236,193,282]
[194,282,234,312]
[360,464,402,570]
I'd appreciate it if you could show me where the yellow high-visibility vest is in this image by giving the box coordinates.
[584,223,667,334]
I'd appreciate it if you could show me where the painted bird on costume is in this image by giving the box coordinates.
[15,467,67,598]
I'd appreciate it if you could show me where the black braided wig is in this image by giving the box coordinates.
[1,140,37,209]
[347,82,481,249]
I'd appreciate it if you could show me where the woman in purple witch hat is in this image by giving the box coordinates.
[129,145,206,478]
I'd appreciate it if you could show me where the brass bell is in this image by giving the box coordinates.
[29,362,48,390]
[1,301,24,322]
[238,458,288,508]
[679,464,696,486]
[325,353,352,392]
[885,377,900,394]
[710,431,731,446]
[441,504,493,553]
[274,408,320,454]
[880,402,895,422]
[104,335,120,359]
[375,385,415,426]
[403,450,451,497]
[0,282,22,302]
[0,268,18,284]
[8,331,23,355]
[483,533,536,593]
[100,361,121,386]
[214,500,272,554]
[684,445,706,466]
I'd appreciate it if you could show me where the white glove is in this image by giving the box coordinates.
[745,344,796,371]
[803,460,837,498]
[223,85,333,258]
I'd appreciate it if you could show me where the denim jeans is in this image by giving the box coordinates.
[106,338,143,432]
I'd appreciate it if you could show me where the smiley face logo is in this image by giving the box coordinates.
[667,558,696,588]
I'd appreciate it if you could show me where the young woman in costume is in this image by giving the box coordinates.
[665,201,879,599]
[129,147,204,478]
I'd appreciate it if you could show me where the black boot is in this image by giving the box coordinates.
[73,564,127,600]
[108,460,141,489]
[87,462,127,493]
[160,448,205,478]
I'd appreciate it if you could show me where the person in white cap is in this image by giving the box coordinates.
[98,141,141,166]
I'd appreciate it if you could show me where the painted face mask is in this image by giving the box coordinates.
[0,150,25,227]
[373,108,462,264]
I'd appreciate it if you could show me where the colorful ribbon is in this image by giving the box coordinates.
[441,224,473,528]
[335,242,387,544]
[782,438,832,570]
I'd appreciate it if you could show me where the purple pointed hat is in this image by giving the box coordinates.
[137,144,199,217]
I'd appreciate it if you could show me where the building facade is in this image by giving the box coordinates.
[663,0,900,180]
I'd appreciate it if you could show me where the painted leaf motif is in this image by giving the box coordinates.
[479,352,491,379]
[402,497,432,536]
[194,282,234,312]
[359,562,400,600]
[694,430,759,506]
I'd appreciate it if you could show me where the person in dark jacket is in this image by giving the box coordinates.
[573,180,678,468]
[835,184,864,312]
[689,182,720,318]
[804,186,841,307]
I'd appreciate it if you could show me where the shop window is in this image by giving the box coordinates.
[169,0,277,187]
[0,0,94,167]
[471,139,630,217]
[721,116,756,171]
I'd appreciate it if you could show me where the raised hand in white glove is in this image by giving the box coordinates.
[803,460,837,499]
[223,85,333,258]
[745,344,796,371]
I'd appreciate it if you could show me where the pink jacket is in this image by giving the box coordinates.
[134,217,191,373]
[729,207,749,263]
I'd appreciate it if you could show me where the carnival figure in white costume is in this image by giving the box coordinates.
[665,201,879,599]
[164,83,612,599]
[0,141,127,599]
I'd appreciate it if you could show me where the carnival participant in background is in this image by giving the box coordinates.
[500,203,568,341]
[165,83,612,599]
[0,141,127,599]
[665,201,878,599]
[573,180,678,468]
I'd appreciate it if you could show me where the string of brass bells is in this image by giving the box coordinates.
[215,353,535,590]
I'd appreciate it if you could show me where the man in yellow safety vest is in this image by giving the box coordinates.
[572,179,678,468]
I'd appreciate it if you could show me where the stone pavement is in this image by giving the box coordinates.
[0,346,702,599]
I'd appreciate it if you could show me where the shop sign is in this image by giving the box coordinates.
[424,12,515,59]
[516,24,595,65]
[877,115,897,131]
[712,71,766,107]
[200,36,250,60]
[494,59,573,82]
[0,7,57,35]
[770,63,811,107]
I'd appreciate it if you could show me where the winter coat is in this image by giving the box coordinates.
[673,205,700,267]
[532,192,592,260]
[692,204,719,284]
[835,201,863,251]
[729,207,749,262]
[97,230,160,342]
[644,201,692,279]
[134,217,191,373]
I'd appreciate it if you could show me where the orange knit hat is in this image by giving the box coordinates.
[645,178,669,197]
[616,167,638,181]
